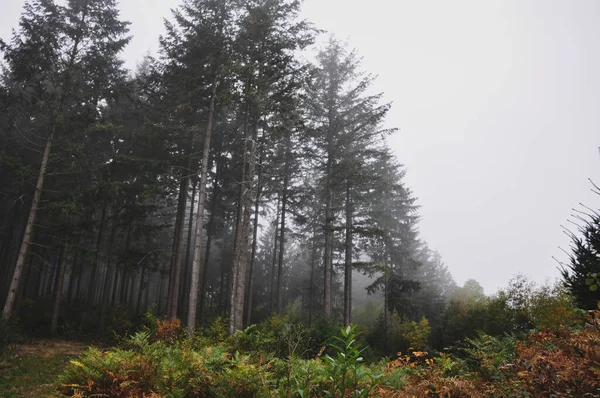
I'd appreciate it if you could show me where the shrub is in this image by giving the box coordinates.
[401,317,431,351]
[61,330,269,397]
[318,325,381,397]
[460,331,518,383]
[515,325,600,396]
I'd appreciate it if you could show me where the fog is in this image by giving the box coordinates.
[2,0,599,294]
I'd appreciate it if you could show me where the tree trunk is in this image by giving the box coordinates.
[167,175,188,318]
[198,173,220,326]
[277,146,290,315]
[100,222,117,329]
[187,76,217,338]
[323,156,333,318]
[269,194,280,313]
[344,185,353,325]
[179,178,197,320]
[158,272,166,314]
[3,130,54,320]
[87,199,108,305]
[245,150,263,326]
[51,241,69,335]
[66,245,80,313]
[308,230,317,326]
[229,116,258,335]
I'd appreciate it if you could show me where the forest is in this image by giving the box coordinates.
[1,0,599,397]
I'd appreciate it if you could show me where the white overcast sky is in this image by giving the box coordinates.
[2,0,599,294]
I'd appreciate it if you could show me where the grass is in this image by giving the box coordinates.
[0,340,91,398]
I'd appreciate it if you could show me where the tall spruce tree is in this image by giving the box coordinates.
[1,0,130,320]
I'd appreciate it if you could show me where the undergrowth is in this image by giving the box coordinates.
[58,307,600,397]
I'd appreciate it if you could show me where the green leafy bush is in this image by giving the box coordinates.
[316,325,381,398]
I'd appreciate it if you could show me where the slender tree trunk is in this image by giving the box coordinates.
[180,178,197,320]
[277,148,290,315]
[158,272,166,314]
[66,246,79,313]
[230,116,258,334]
[119,271,128,305]
[383,244,390,349]
[75,250,84,302]
[144,272,151,313]
[111,266,120,307]
[167,176,188,318]
[128,273,136,309]
[308,230,317,326]
[229,138,248,333]
[45,253,60,299]
[100,223,117,329]
[87,199,108,305]
[269,194,280,313]
[3,130,54,320]
[51,241,69,335]
[343,186,353,325]
[323,156,333,318]
[198,175,220,326]
[187,76,217,337]
[245,150,263,325]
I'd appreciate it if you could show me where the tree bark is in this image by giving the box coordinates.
[167,175,188,318]
[187,76,217,337]
[344,185,353,325]
[198,170,220,326]
[87,199,108,305]
[269,194,280,313]
[3,130,54,320]
[323,155,333,318]
[245,150,263,325]
[277,142,290,315]
[51,241,69,335]
[179,178,197,320]
[100,222,117,329]
[308,230,317,326]
[229,117,258,334]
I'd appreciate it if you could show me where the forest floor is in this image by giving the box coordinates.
[0,340,94,397]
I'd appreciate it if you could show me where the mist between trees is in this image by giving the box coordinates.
[0,0,597,354]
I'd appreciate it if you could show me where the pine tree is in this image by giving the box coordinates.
[561,208,600,309]
[305,38,395,322]
[1,0,130,320]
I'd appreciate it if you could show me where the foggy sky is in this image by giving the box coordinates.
[2,0,599,294]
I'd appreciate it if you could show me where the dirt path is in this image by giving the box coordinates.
[0,339,95,398]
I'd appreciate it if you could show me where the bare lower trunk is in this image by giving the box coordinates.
[245,151,263,325]
[136,259,147,316]
[308,230,317,326]
[323,162,333,318]
[167,176,188,318]
[343,186,353,326]
[3,130,54,321]
[198,177,220,326]
[277,137,291,315]
[100,223,117,330]
[180,179,197,320]
[269,194,280,313]
[187,77,217,338]
[87,200,108,305]
[230,120,257,334]
[51,241,69,335]
[277,176,288,315]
